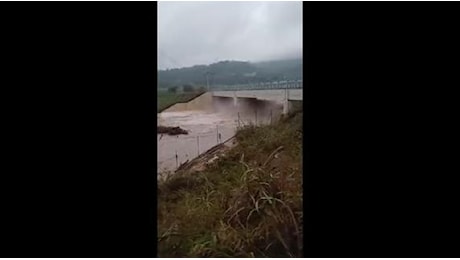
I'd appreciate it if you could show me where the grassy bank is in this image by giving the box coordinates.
[158,109,303,257]
[158,91,205,112]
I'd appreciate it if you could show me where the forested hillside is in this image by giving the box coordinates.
[158,59,302,90]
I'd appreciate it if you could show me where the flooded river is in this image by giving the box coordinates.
[157,101,284,174]
[157,110,237,173]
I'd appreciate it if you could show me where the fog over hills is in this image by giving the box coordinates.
[158,58,302,89]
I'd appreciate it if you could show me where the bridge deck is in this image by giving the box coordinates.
[212,89,302,101]
[210,80,302,91]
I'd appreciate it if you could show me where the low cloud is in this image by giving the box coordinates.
[158,1,302,70]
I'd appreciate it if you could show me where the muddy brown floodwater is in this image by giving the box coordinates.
[157,101,284,175]
[157,110,237,173]
[157,98,282,176]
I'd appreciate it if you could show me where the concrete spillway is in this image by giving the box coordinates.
[161,89,302,114]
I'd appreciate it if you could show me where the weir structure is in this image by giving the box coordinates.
[158,81,303,172]
[161,80,303,115]
[212,89,302,114]
[211,80,302,114]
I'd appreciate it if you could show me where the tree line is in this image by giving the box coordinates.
[158,58,302,90]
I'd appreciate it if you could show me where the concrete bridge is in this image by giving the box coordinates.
[211,80,303,114]
[210,80,302,91]
[161,80,303,115]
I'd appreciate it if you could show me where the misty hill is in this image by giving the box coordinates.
[158,59,302,89]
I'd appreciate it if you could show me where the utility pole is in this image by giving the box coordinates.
[205,71,215,91]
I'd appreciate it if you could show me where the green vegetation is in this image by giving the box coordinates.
[182,84,194,92]
[158,90,205,112]
[158,109,303,257]
[158,58,302,89]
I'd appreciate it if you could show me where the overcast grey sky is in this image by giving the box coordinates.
[158,1,302,70]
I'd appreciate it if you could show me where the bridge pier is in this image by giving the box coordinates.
[233,91,238,107]
[283,100,289,114]
[282,88,289,114]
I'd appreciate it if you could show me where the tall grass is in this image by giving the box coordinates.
[158,110,303,257]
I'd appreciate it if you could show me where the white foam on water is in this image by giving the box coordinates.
[158,110,236,134]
